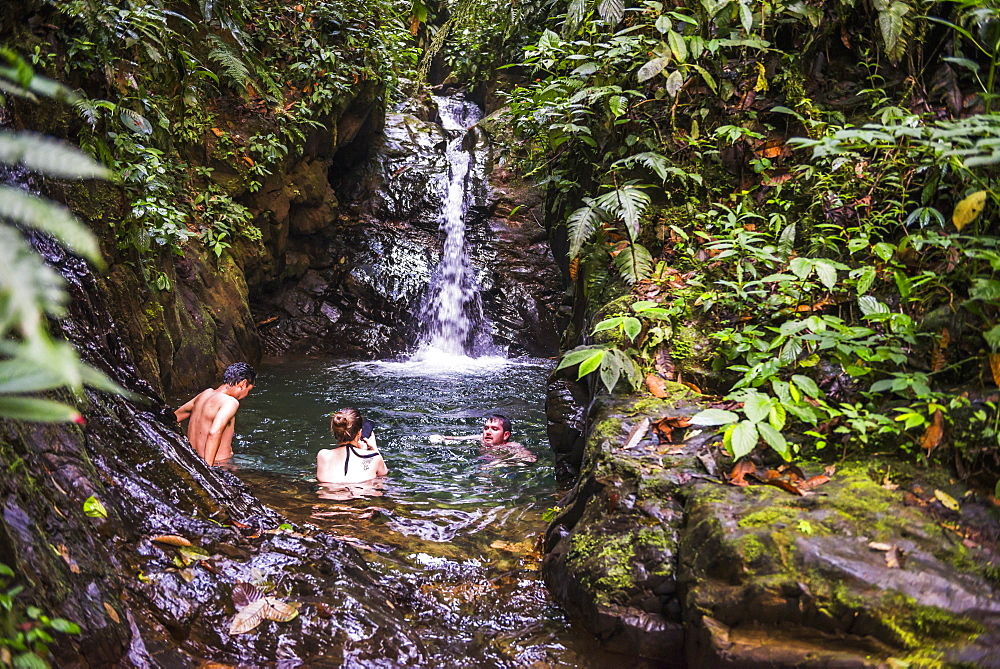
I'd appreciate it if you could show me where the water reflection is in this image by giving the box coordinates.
[234,355,657,667]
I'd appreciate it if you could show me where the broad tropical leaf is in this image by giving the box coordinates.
[729,420,758,459]
[637,56,670,82]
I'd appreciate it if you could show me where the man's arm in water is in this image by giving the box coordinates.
[203,396,239,466]
[429,434,480,444]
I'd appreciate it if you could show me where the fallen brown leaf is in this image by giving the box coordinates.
[799,475,830,491]
[991,353,1000,388]
[868,542,893,552]
[152,535,193,547]
[920,410,944,454]
[885,545,905,569]
[729,460,756,487]
[104,602,121,624]
[645,373,668,398]
[755,477,805,496]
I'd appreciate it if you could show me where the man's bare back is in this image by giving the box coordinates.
[174,363,255,466]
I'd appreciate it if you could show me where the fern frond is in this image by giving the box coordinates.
[597,0,625,25]
[567,197,607,258]
[614,152,703,186]
[207,34,252,91]
[594,184,651,240]
[0,185,103,265]
[613,241,654,285]
[873,0,914,65]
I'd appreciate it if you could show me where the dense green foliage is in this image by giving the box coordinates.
[18,0,415,268]
[519,0,1000,467]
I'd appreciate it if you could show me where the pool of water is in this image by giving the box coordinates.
[231,354,654,667]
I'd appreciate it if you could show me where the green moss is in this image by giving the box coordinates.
[738,506,801,528]
[878,592,984,649]
[637,526,674,552]
[736,534,765,563]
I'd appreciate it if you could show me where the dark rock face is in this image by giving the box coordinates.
[543,390,1000,667]
[253,98,564,360]
[0,236,426,666]
[545,371,591,478]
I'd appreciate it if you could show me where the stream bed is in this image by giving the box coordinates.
[231,354,650,667]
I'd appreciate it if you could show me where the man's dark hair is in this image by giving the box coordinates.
[486,414,511,434]
[222,362,256,386]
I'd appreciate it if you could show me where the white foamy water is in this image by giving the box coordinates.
[416,94,497,358]
[346,346,513,378]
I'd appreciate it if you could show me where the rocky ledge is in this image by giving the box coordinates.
[544,379,1000,667]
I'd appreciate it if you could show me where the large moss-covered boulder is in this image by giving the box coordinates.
[544,390,1000,666]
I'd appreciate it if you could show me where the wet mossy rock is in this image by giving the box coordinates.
[543,393,1000,666]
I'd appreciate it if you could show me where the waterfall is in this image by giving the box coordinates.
[413,94,498,360]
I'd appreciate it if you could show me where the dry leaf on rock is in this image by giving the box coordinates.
[868,542,893,552]
[645,373,668,398]
[233,582,264,608]
[729,460,756,487]
[103,602,121,624]
[799,475,830,491]
[229,597,301,635]
[885,545,905,569]
[151,535,193,547]
[622,418,650,451]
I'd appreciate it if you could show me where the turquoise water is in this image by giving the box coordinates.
[231,354,648,666]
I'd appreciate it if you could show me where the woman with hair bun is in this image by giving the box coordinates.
[317,408,389,483]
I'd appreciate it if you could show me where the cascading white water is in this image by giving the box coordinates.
[413,95,497,360]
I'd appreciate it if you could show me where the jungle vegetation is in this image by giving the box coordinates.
[0,0,998,519]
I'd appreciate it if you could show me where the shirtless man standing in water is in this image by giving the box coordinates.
[174,362,256,466]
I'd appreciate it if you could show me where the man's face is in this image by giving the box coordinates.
[234,381,254,400]
[481,419,510,446]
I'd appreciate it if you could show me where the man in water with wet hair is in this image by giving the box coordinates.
[174,362,256,466]
[430,414,537,464]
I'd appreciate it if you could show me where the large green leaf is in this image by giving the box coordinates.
[0,132,109,180]
[637,56,670,82]
[758,423,790,460]
[742,391,771,423]
[577,349,605,377]
[690,408,739,425]
[730,420,758,459]
[0,186,102,265]
[556,345,606,370]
